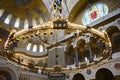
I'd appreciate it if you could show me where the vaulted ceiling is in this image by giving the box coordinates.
[0,0,48,19]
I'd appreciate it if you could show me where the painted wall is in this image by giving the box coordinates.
[74,0,120,25]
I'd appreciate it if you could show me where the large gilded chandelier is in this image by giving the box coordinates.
[4,0,112,75]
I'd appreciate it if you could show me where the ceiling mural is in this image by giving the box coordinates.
[0,0,47,19]
[0,0,87,29]
[0,0,49,29]
[81,3,109,25]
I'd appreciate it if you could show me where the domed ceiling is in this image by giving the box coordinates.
[0,0,48,18]
[0,0,89,30]
[0,0,49,29]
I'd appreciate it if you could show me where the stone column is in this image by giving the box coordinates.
[74,48,79,67]
[88,45,94,63]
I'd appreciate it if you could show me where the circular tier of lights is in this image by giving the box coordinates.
[4,17,112,71]
[5,17,111,47]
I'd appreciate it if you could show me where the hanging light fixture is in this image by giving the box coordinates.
[3,0,112,76]
[4,0,112,61]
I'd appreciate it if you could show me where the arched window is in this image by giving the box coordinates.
[14,18,20,28]
[4,14,12,24]
[32,19,37,27]
[24,19,28,29]
[39,45,44,52]
[42,0,52,13]
[39,18,43,24]
[0,9,4,17]
[85,57,88,62]
[26,43,32,51]
[33,45,37,52]
[82,3,108,25]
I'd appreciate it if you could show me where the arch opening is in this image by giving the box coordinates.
[0,67,17,80]
[77,39,86,62]
[111,32,120,53]
[65,45,75,65]
[96,68,114,80]
[73,73,85,80]
[106,26,119,37]
[0,70,12,80]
